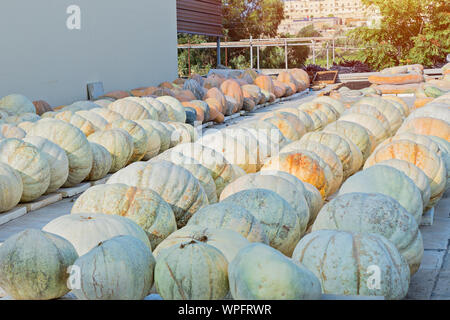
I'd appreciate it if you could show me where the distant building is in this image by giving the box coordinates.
[278,0,381,35]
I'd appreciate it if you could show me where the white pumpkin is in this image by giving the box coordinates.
[71,183,177,249]
[292,230,410,300]
[107,160,209,228]
[43,213,151,256]
[0,138,51,202]
[86,142,112,181]
[23,136,69,193]
[0,94,36,115]
[0,163,23,213]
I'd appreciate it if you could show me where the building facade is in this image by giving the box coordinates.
[0,0,178,106]
[279,0,381,35]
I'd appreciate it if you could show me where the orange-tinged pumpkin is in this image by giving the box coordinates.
[290,68,310,88]
[398,117,450,142]
[254,75,275,94]
[220,80,244,110]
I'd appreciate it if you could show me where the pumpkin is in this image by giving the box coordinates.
[54,111,97,136]
[27,119,93,187]
[187,202,268,243]
[43,212,151,256]
[93,99,113,108]
[75,111,109,131]
[356,98,404,134]
[142,97,170,122]
[242,85,264,105]
[0,163,23,213]
[373,159,431,209]
[153,151,217,203]
[156,96,187,123]
[170,121,197,142]
[137,119,171,153]
[339,113,390,148]
[229,243,322,300]
[282,141,343,195]
[69,101,102,111]
[277,71,300,93]
[242,120,289,151]
[71,235,155,300]
[365,140,446,208]
[16,121,35,133]
[170,143,235,196]
[131,120,161,160]
[222,189,302,256]
[91,108,124,123]
[262,151,328,199]
[344,105,391,134]
[72,184,176,249]
[183,79,205,100]
[87,129,133,173]
[290,68,310,88]
[0,138,50,202]
[298,102,339,124]
[313,193,423,274]
[302,182,324,225]
[0,229,78,300]
[123,97,159,120]
[254,75,275,94]
[398,117,449,142]
[406,105,450,124]
[107,99,152,121]
[292,230,410,300]
[297,107,328,132]
[5,113,40,125]
[23,136,69,193]
[153,225,249,262]
[427,135,450,190]
[155,240,229,300]
[324,120,373,162]
[373,132,440,157]
[368,73,424,85]
[85,142,112,181]
[261,116,300,141]
[220,173,310,232]
[204,88,226,111]
[163,122,191,145]
[220,80,244,111]
[339,165,423,223]
[106,119,148,164]
[313,96,345,115]
[219,128,268,170]
[174,89,197,102]
[382,96,410,117]
[107,160,209,228]
[32,100,53,116]
[0,94,36,115]
[204,98,225,122]
[0,124,26,139]
[261,111,307,140]
[276,108,314,132]
[198,130,258,174]
[299,132,355,179]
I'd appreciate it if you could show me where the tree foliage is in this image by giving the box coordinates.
[223,0,285,41]
[349,0,450,70]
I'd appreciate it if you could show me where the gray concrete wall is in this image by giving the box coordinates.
[0,0,178,106]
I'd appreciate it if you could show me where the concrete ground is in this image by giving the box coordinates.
[0,92,448,300]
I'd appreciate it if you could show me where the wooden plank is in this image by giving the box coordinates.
[18,194,63,212]
[0,207,27,227]
[58,183,91,198]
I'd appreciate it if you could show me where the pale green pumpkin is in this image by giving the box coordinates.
[339,165,423,223]
[222,188,301,256]
[313,193,424,275]
[292,230,410,300]
[153,225,250,262]
[0,229,78,300]
[156,96,187,123]
[0,163,23,213]
[0,94,36,115]
[85,142,112,181]
[229,243,322,300]
[23,136,69,193]
[87,129,134,173]
[71,184,176,249]
[155,241,229,300]
[0,138,51,202]
[43,213,152,256]
[72,235,155,300]
[107,160,209,228]
[27,119,93,187]
[187,202,269,244]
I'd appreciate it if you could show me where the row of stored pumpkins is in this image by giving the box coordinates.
[94,68,311,125]
[0,94,206,210]
[1,87,449,300]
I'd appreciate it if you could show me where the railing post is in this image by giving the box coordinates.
[257,45,260,70]
[216,36,221,67]
[250,36,253,69]
[326,42,330,69]
[285,39,288,70]
[188,39,191,77]
[312,40,316,64]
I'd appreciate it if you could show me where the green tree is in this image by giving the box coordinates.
[223,0,285,41]
[349,0,450,70]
